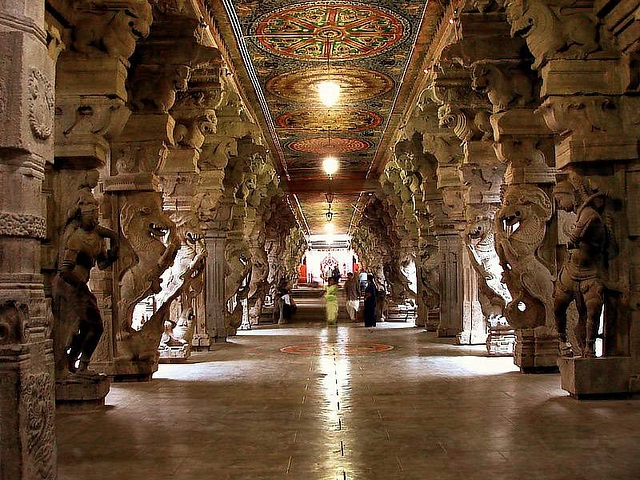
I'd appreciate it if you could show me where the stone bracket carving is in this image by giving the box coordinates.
[471,60,536,113]
[71,0,153,62]
[505,0,607,69]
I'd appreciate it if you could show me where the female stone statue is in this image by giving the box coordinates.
[52,171,118,378]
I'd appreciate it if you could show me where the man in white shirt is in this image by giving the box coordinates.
[343,272,361,322]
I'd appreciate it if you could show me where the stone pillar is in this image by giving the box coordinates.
[535,55,639,394]
[436,233,464,337]
[492,109,558,371]
[0,0,57,477]
[459,147,513,353]
[197,191,233,345]
[436,170,466,339]
[204,231,228,342]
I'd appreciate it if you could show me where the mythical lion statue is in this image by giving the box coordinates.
[505,0,601,69]
[117,192,180,338]
[465,212,512,323]
[495,185,554,330]
[129,64,192,113]
[72,0,152,60]
[471,61,534,113]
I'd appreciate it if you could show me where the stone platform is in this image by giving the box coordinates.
[557,356,634,398]
[55,374,111,412]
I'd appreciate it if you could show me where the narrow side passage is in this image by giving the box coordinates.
[57,309,640,479]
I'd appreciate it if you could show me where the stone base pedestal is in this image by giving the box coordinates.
[56,374,110,412]
[192,333,211,349]
[456,329,488,345]
[514,329,559,373]
[158,345,191,363]
[112,358,158,382]
[486,327,516,356]
[425,309,440,331]
[437,327,460,338]
[558,356,633,399]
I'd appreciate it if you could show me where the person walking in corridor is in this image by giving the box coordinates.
[343,272,360,322]
[363,274,377,327]
[324,277,339,326]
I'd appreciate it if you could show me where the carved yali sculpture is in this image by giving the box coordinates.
[495,185,554,330]
[117,192,179,339]
[552,181,613,358]
[465,214,512,323]
[418,244,440,310]
[159,307,195,358]
[52,171,118,379]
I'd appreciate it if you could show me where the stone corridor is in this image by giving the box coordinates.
[56,292,640,480]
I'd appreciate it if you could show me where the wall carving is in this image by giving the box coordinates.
[0,212,47,239]
[23,372,56,480]
[0,301,25,345]
[27,69,55,140]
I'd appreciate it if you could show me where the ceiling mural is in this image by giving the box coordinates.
[275,108,384,132]
[287,137,372,155]
[264,67,394,104]
[227,0,428,235]
[252,3,407,61]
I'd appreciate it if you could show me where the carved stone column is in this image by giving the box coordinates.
[155,59,222,359]
[529,14,639,393]
[103,117,181,381]
[202,198,233,345]
[469,45,558,369]
[419,86,467,339]
[492,109,558,371]
[0,0,57,477]
[191,141,228,347]
[47,0,153,401]
[460,149,512,353]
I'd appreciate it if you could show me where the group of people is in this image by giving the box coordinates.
[323,271,378,327]
[274,271,380,328]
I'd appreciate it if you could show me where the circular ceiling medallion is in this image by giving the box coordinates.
[288,137,371,154]
[276,108,383,132]
[280,342,394,355]
[266,67,394,103]
[253,2,407,61]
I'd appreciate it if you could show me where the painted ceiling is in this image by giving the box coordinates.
[224,0,429,236]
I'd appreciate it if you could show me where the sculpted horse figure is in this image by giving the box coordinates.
[495,185,554,330]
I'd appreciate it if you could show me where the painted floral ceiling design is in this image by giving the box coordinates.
[227,0,428,235]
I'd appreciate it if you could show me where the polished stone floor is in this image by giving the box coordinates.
[56,292,640,479]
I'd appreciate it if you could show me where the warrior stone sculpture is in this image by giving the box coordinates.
[553,181,607,358]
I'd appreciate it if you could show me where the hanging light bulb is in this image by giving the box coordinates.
[317,80,340,107]
[323,156,339,178]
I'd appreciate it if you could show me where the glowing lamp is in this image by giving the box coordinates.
[323,156,339,177]
[317,80,341,107]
